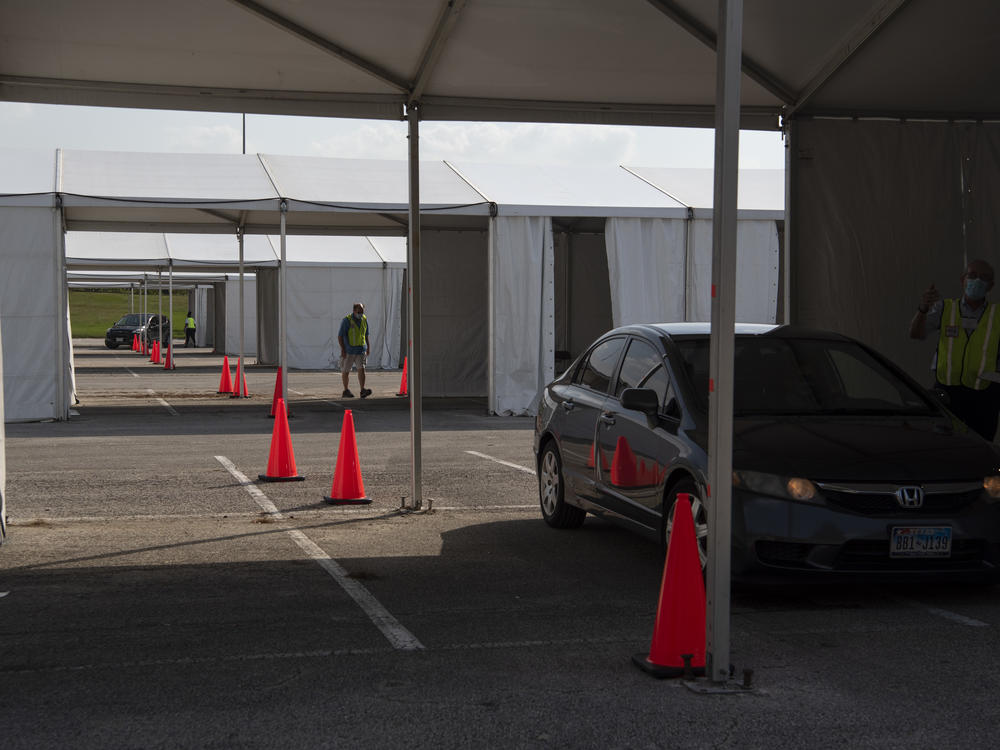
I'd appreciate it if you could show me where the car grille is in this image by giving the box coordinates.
[835,539,987,570]
[756,539,993,571]
[818,484,981,515]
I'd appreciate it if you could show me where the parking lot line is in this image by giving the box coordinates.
[146,389,179,416]
[215,455,425,651]
[894,597,989,628]
[465,450,535,476]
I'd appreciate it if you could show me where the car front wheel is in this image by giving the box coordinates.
[105,342,117,349]
[663,478,709,570]
[538,443,586,529]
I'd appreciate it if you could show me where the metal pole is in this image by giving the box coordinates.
[238,229,245,394]
[157,268,163,353]
[407,102,423,510]
[280,201,288,407]
[706,0,742,685]
[168,261,174,365]
[781,119,793,324]
[130,283,134,313]
[54,200,67,420]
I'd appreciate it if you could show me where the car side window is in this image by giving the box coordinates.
[615,339,663,398]
[575,338,625,394]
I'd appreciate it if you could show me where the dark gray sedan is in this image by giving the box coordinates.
[533,323,1000,582]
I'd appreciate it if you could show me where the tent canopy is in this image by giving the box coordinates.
[3,1,998,127]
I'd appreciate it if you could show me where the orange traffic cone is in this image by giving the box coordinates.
[230,358,249,398]
[269,367,283,417]
[132,333,139,352]
[217,356,233,394]
[325,409,370,505]
[151,339,161,364]
[396,356,408,397]
[632,493,706,678]
[163,342,175,370]
[258,398,304,482]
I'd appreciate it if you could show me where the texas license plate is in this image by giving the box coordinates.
[890,526,952,558]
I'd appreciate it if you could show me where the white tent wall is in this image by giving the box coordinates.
[192,287,213,348]
[489,216,555,416]
[422,229,489,397]
[553,230,613,372]
[0,316,6,543]
[0,206,66,422]
[282,265,403,371]
[212,282,227,354]
[224,277,257,357]
[606,217,779,327]
[788,119,1000,383]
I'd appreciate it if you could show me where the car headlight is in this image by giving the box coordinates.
[984,476,1000,499]
[733,470,818,502]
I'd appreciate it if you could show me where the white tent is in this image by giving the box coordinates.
[2,150,782,420]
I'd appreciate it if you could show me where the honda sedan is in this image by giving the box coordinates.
[533,323,1000,582]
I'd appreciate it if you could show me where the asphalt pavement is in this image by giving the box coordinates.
[2,341,999,748]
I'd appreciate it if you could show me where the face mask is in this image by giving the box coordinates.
[965,278,989,300]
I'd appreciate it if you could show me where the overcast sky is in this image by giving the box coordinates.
[0,102,785,169]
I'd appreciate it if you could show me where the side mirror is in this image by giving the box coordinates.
[620,387,659,415]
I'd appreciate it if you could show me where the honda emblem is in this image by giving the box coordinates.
[895,486,924,509]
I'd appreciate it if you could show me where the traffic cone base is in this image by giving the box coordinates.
[259,398,303,482]
[632,493,706,679]
[325,410,368,504]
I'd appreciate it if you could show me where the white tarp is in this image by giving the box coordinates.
[490,216,554,415]
[225,277,257,357]
[606,217,780,327]
[0,206,65,421]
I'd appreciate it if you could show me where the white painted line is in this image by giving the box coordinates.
[465,450,536,476]
[215,455,424,651]
[895,597,989,628]
[146,389,179,416]
[125,368,140,378]
[288,389,305,395]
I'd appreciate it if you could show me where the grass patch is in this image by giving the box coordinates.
[70,289,189,339]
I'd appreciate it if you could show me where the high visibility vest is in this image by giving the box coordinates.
[936,299,1000,390]
[344,315,368,347]
[185,317,195,330]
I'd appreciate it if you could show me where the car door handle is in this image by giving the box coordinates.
[599,413,616,425]
[561,400,576,411]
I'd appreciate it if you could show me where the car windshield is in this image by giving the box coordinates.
[674,336,938,416]
[115,314,144,326]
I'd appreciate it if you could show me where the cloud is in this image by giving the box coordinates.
[164,124,242,153]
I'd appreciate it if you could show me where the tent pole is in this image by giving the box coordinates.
[280,201,288,407]
[407,101,423,510]
[238,230,245,393]
[168,261,174,362]
[706,0,741,686]
[158,268,163,350]
[54,198,68,420]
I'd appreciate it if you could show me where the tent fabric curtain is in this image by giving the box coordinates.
[490,216,554,416]
[225,277,257,357]
[284,265,403,370]
[256,269,279,366]
[0,207,62,421]
[789,119,1000,382]
[605,217,687,326]
[606,217,779,327]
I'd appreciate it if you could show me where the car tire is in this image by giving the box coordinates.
[105,342,117,349]
[538,443,586,529]
[663,478,709,570]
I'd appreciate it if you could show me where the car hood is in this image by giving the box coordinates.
[731,416,1000,482]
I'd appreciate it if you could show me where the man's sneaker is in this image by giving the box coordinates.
[342,389,355,398]
[360,388,373,399]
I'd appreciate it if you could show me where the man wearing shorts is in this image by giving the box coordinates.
[338,302,372,398]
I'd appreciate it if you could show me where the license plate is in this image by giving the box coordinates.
[890,526,952,558]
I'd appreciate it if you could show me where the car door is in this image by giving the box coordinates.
[555,336,626,503]
[595,336,684,534]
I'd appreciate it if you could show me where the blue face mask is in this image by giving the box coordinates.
[965,277,989,300]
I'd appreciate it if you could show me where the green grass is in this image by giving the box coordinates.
[69,289,188,339]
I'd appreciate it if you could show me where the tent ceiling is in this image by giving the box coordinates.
[4,1,995,127]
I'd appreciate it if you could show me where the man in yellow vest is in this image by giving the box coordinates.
[338,302,372,398]
[183,311,196,348]
[910,258,1000,440]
